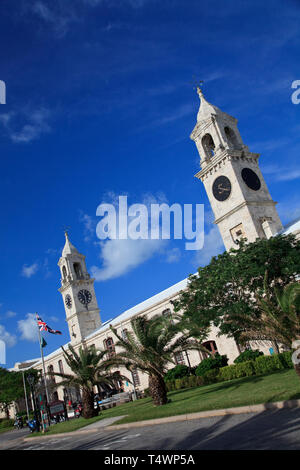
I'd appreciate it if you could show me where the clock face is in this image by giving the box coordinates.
[212,176,232,201]
[65,294,72,309]
[241,168,261,191]
[78,289,92,305]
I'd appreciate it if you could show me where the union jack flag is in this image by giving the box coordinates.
[36,314,62,335]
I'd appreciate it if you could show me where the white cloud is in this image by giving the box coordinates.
[79,212,96,242]
[0,108,51,143]
[17,314,38,342]
[91,192,169,281]
[21,263,39,278]
[194,225,224,267]
[0,325,17,348]
[165,247,181,263]
[5,311,17,318]
[261,164,300,182]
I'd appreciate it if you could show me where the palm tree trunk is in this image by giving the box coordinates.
[148,375,168,406]
[82,388,96,419]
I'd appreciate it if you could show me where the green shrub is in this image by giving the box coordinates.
[187,375,198,388]
[0,419,14,429]
[143,388,151,397]
[164,364,190,382]
[277,351,293,369]
[234,349,263,364]
[218,361,255,381]
[254,355,284,375]
[165,380,175,392]
[195,354,228,377]
[202,369,220,385]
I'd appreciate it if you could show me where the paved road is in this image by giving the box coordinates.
[2,408,300,450]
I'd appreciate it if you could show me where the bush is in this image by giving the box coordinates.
[164,364,190,382]
[278,351,293,369]
[219,361,256,381]
[234,349,264,364]
[202,369,220,385]
[0,418,14,429]
[143,388,151,397]
[195,354,228,377]
[254,355,284,375]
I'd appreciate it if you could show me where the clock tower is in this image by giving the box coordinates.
[58,232,102,344]
[190,88,283,251]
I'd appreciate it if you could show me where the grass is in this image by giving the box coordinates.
[28,369,300,436]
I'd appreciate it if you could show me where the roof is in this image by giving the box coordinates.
[85,275,190,340]
[279,216,300,236]
[62,232,79,257]
[196,89,224,123]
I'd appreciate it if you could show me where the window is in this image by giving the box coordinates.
[47,365,56,383]
[104,337,115,357]
[58,360,64,375]
[202,133,215,159]
[224,126,239,148]
[62,266,67,281]
[121,329,128,341]
[73,262,83,279]
[174,351,185,365]
[201,341,218,358]
[162,308,171,317]
[131,367,140,387]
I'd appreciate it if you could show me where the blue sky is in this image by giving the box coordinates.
[1,0,300,368]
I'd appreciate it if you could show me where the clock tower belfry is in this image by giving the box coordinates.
[58,232,101,344]
[190,88,283,251]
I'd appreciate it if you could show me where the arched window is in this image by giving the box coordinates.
[73,262,83,279]
[201,340,219,359]
[47,364,56,383]
[104,337,115,357]
[58,360,64,375]
[202,133,215,159]
[162,308,171,317]
[121,329,128,341]
[62,266,67,280]
[224,126,239,148]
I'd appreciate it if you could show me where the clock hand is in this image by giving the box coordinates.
[218,184,230,193]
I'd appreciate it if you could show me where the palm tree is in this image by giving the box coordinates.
[107,314,208,406]
[231,272,300,378]
[52,344,128,419]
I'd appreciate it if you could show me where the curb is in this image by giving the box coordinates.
[23,399,300,440]
[107,399,300,430]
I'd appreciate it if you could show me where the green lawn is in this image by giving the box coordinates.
[29,369,300,436]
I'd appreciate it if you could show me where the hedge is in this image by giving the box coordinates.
[164,364,191,382]
[165,351,294,392]
[195,354,228,377]
[234,349,264,364]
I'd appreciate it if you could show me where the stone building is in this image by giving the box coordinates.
[12,90,300,403]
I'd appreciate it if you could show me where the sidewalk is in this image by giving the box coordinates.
[23,398,300,441]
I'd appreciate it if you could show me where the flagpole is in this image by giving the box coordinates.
[21,370,30,422]
[36,313,50,406]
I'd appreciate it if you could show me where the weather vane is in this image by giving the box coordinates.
[191,76,204,95]
[63,225,71,237]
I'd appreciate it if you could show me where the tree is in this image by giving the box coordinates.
[0,367,36,419]
[229,274,300,378]
[52,344,127,419]
[107,314,207,406]
[173,234,300,343]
